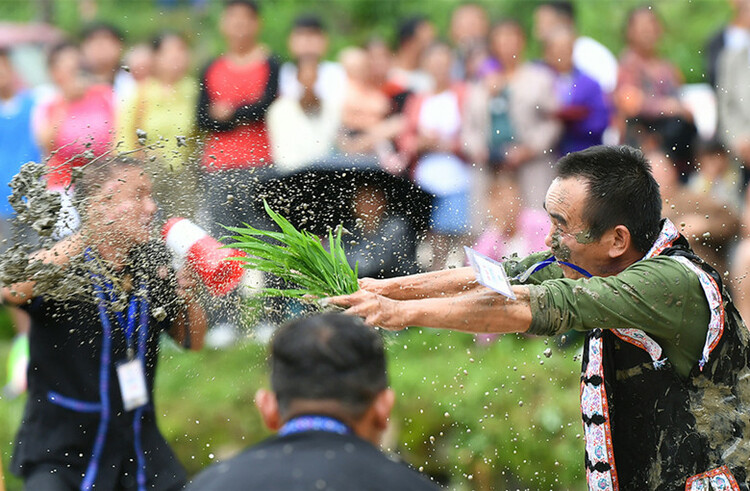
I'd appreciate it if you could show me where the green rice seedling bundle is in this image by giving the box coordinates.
[224,200,358,300]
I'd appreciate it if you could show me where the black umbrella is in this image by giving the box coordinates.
[256,154,433,237]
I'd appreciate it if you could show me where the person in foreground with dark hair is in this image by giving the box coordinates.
[186,313,440,491]
[331,145,750,490]
[6,156,207,490]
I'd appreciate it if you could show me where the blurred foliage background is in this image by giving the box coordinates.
[0,0,734,84]
[0,0,734,489]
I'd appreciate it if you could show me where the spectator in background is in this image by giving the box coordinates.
[716,3,750,173]
[80,22,135,103]
[400,43,470,270]
[366,37,410,115]
[649,150,739,277]
[196,0,279,237]
[688,139,743,212]
[463,20,561,210]
[705,0,750,88]
[615,7,696,171]
[122,42,154,86]
[391,16,435,94]
[118,31,199,219]
[472,171,550,262]
[448,3,489,82]
[543,26,609,155]
[0,48,39,361]
[196,0,278,336]
[36,42,114,194]
[278,14,346,105]
[186,313,439,491]
[0,48,40,229]
[533,0,618,94]
[338,47,404,172]
[731,189,750,321]
[267,56,340,173]
[345,185,419,278]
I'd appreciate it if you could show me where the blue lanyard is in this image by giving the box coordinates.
[514,255,593,283]
[85,249,145,359]
[278,415,352,437]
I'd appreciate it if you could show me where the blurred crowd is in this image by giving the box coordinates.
[4,0,750,323]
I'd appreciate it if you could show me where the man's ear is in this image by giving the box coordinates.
[371,388,395,431]
[255,389,281,431]
[608,225,632,258]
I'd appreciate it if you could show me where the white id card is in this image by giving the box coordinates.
[116,358,149,411]
[464,247,516,300]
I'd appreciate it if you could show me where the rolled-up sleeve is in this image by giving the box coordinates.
[525,256,709,341]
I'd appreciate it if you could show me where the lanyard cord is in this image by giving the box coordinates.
[514,255,593,283]
[278,415,352,437]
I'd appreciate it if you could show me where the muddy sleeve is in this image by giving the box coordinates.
[525,256,709,341]
[503,251,565,286]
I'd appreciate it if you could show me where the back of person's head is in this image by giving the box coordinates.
[270,313,388,420]
[556,145,662,254]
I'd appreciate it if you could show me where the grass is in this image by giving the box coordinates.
[225,201,359,300]
[1,329,584,490]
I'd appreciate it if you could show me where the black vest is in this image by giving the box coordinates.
[581,236,750,490]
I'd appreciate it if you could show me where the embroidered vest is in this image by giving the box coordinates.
[581,220,750,491]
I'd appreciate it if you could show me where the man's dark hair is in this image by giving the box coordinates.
[80,22,124,43]
[397,16,428,48]
[292,14,325,32]
[0,47,10,61]
[75,155,145,204]
[270,313,388,419]
[556,145,662,254]
[539,1,575,22]
[224,0,260,15]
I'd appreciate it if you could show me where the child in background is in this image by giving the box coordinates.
[473,171,550,262]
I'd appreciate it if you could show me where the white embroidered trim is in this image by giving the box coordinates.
[670,255,725,370]
[582,334,618,491]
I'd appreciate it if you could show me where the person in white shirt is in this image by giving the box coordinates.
[277,15,346,106]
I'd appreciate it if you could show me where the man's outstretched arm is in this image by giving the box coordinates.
[358,266,480,301]
[329,285,533,334]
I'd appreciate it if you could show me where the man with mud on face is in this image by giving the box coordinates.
[4,156,207,491]
[330,145,750,490]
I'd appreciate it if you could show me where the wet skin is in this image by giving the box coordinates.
[543,177,616,279]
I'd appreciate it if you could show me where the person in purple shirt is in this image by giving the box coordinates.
[544,27,610,155]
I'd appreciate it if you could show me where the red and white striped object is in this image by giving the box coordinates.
[162,218,245,296]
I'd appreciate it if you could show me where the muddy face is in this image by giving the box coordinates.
[543,177,609,279]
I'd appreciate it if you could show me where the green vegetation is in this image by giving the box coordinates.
[225,201,359,299]
[0,331,584,490]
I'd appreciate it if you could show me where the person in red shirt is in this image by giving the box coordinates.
[196,0,279,336]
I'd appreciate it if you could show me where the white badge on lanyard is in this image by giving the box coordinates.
[117,357,149,411]
[464,246,517,300]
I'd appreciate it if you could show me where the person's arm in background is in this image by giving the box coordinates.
[196,61,235,133]
[232,56,280,123]
[168,267,207,351]
[1,233,84,305]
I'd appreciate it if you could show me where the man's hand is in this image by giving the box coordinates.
[328,290,408,331]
